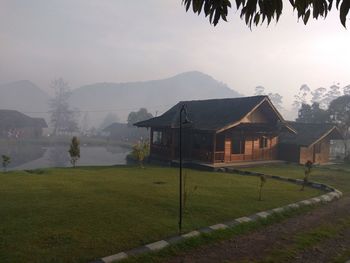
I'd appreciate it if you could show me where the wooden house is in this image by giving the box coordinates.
[0,109,48,138]
[135,96,295,164]
[279,122,343,164]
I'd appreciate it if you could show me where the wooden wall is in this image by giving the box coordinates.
[221,133,278,163]
[299,139,330,164]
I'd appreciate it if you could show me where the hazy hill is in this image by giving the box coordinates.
[0,80,50,120]
[0,72,241,128]
[70,71,241,125]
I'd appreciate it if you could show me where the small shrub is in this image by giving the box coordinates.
[1,155,11,172]
[68,137,80,168]
[131,139,150,168]
[258,174,267,201]
[301,160,313,191]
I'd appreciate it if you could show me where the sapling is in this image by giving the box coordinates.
[259,174,267,201]
[68,136,80,168]
[132,139,150,168]
[1,155,11,172]
[301,160,313,191]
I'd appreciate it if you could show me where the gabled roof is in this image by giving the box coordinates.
[0,109,47,129]
[135,96,292,132]
[279,121,343,147]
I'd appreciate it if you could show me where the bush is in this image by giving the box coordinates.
[131,139,150,168]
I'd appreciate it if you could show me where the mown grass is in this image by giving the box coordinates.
[243,163,350,195]
[0,166,322,263]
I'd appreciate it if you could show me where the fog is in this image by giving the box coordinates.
[1,1,349,108]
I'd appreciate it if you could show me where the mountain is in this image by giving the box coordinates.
[0,80,50,120]
[70,71,242,125]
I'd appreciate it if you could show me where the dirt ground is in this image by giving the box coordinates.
[166,197,350,263]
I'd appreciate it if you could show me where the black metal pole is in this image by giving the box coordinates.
[179,106,183,234]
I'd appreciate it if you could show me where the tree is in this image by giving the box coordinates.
[301,160,313,191]
[293,84,311,111]
[127,108,153,126]
[1,155,11,172]
[322,84,342,107]
[268,92,283,110]
[296,102,329,123]
[49,78,79,135]
[254,86,265,95]
[68,136,80,168]
[100,113,120,130]
[328,95,350,158]
[183,0,350,27]
[254,86,283,109]
[311,87,327,108]
[131,140,150,168]
[344,85,350,95]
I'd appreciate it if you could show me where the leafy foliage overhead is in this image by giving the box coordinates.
[182,0,350,27]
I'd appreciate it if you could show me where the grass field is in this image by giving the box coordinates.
[0,166,322,263]
[243,163,350,195]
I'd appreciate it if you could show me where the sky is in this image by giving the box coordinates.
[0,0,349,108]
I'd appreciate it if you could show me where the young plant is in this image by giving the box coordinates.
[301,160,313,191]
[258,174,267,201]
[132,139,150,168]
[68,136,80,168]
[1,155,11,172]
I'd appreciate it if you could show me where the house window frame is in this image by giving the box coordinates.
[231,137,245,154]
[152,130,163,145]
[259,136,269,149]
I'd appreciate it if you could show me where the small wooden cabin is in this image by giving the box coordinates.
[279,122,343,164]
[135,96,294,164]
[0,109,48,138]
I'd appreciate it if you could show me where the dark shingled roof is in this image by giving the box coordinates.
[135,96,280,131]
[279,121,342,146]
[0,110,47,129]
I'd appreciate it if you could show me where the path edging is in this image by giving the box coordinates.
[91,169,343,263]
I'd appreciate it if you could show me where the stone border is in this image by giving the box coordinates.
[90,169,343,263]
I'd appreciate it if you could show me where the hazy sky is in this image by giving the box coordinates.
[1,1,349,107]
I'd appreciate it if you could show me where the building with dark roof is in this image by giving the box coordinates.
[279,121,342,164]
[135,96,295,164]
[0,109,48,138]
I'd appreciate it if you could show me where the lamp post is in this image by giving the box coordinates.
[179,104,191,234]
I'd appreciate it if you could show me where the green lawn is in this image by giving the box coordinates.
[0,166,322,263]
[243,163,350,195]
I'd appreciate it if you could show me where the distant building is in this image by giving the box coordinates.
[279,122,343,164]
[0,109,48,139]
[135,96,295,164]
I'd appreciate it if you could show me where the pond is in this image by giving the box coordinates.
[0,143,131,170]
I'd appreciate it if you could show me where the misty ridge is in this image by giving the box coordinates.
[0,71,241,129]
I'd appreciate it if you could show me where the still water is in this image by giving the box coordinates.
[0,143,130,170]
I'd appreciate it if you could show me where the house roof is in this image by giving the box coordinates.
[135,96,292,132]
[0,109,47,129]
[279,121,343,147]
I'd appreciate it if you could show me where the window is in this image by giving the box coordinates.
[152,131,162,145]
[232,138,245,154]
[259,137,268,149]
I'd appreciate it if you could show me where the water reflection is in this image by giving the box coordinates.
[0,141,130,170]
